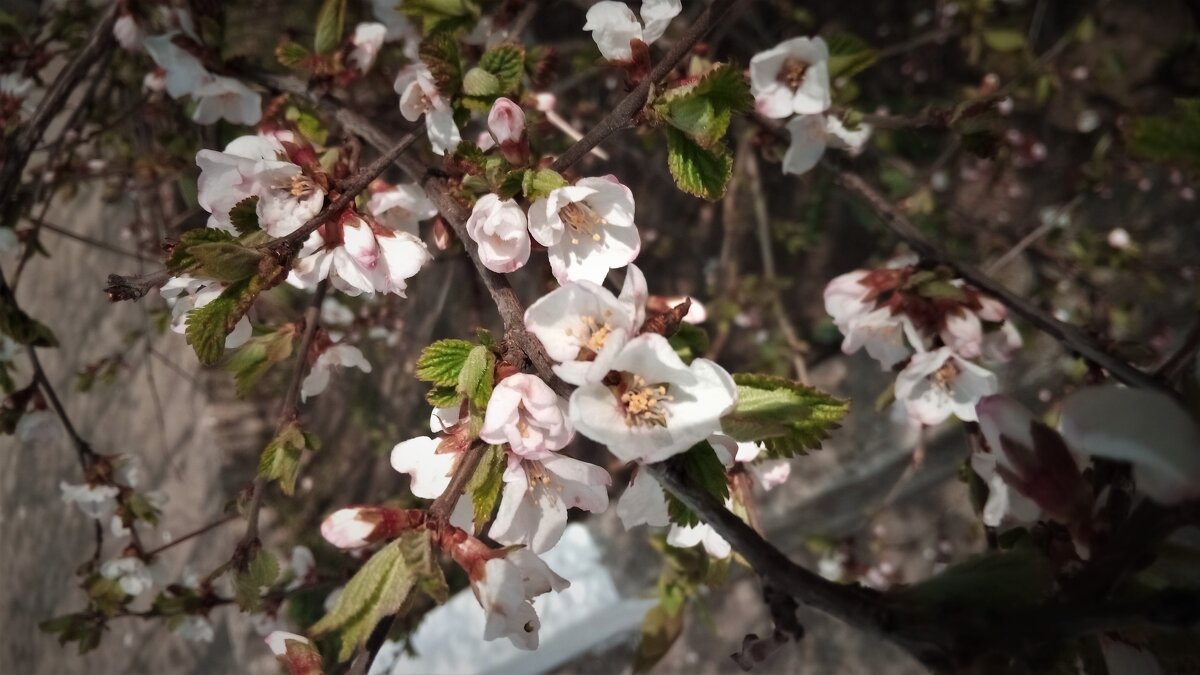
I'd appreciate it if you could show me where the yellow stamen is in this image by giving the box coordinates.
[620,375,673,427]
[559,201,607,245]
[289,174,316,198]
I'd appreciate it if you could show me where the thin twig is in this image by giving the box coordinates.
[33,218,155,263]
[143,514,239,558]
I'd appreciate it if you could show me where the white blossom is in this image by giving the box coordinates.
[113,14,144,52]
[60,482,120,520]
[290,214,431,297]
[489,452,610,553]
[191,76,262,126]
[319,508,379,549]
[473,549,568,650]
[174,615,215,643]
[101,557,162,597]
[750,36,832,118]
[527,176,640,284]
[895,347,997,425]
[583,0,681,62]
[480,374,574,457]
[300,344,372,401]
[782,114,872,175]
[524,265,645,386]
[570,333,737,463]
[973,395,1042,527]
[348,22,388,74]
[616,468,669,529]
[395,63,461,155]
[464,195,531,273]
[367,183,438,236]
[195,133,323,236]
[390,436,456,500]
[667,521,731,559]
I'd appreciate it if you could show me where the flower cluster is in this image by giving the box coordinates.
[467,174,640,284]
[825,262,1021,425]
[750,36,871,174]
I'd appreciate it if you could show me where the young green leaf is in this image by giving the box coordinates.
[402,0,480,36]
[522,168,568,201]
[313,0,346,54]
[465,444,506,532]
[478,43,525,94]
[664,442,729,527]
[234,548,280,612]
[416,339,474,386]
[224,325,297,396]
[462,67,500,97]
[276,41,311,69]
[258,421,313,496]
[0,301,57,347]
[1126,99,1200,170]
[419,33,463,98]
[166,228,236,274]
[720,373,848,458]
[456,344,495,409]
[228,196,261,235]
[655,62,751,147]
[665,127,733,201]
[188,241,262,284]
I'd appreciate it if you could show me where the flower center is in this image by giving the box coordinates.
[619,375,673,427]
[583,315,613,352]
[932,359,960,387]
[558,201,605,245]
[778,57,810,90]
[289,174,316,198]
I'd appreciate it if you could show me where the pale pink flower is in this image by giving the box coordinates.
[319,508,380,549]
[300,343,372,401]
[394,63,461,155]
[489,453,610,553]
[894,347,997,425]
[527,176,639,284]
[583,0,681,62]
[480,374,574,457]
[465,194,530,273]
[348,22,387,74]
[472,549,568,650]
[750,37,832,118]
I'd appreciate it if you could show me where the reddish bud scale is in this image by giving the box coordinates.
[279,640,324,675]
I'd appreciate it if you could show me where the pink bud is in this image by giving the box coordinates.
[487,98,529,165]
[264,631,322,675]
[320,508,378,549]
[488,98,526,145]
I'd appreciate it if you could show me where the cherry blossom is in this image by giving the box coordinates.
[973,395,1042,527]
[100,556,163,597]
[319,507,381,549]
[195,133,324,236]
[300,343,372,401]
[113,14,144,52]
[583,0,682,62]
[464,194,531,273]
[616,468,670,529]
[782,114,872,175]
[390,436,457,500]
[667,521,731,559]
[1060,386,1200,505]
[480,374,574,457]
[174,615,215,643]
[290,213,431,297]
[487,98,529,164]
[489,452,610,553]
[570,333,737,463]
[370,0,421,52]
[894,347,997,425]
[394,63,461,155]
[366,183,437,236]
[472,549,568,650]
[526,175,640,284]
[840,308,915,371]
[143,34,261,125]
[750,36,831,118]
[162,276,252,349]
[348,22,387,74]
[59,482,120,520]
[524,265,646,386]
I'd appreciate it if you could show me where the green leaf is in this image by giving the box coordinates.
[0,301,57,347]
[665,127,733,201]
[416,339,474,386]
[720,373,848,459]
[313,0,346,54]
[419,33,463,98]
[234,548,280,611]
[825,32,879,80]
[982,29,1028,53]
[258,421,313,496]
[276,41,311,69]
[664,442,729,527]
[188,242,262,284]
[285,105,330,146]
[312,532,442,661]
[228,196,261,235]
[402,0,480,36]
[462,67,500,97]
[654,62,751,148]
[166,228,236,274]
[478,43,525,94]
[426,384,462,407]
[466,445,506,532]
[456,345,495,409]
[1127,99,1200,170]
[889,547,1053,614]
[669,323,710,364]
[522,169,568,201]
[224,326,296,396]
[632,604,685,673]
[183,260,284,366]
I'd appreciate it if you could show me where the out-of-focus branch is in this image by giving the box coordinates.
[0,3,118,205]
[830,166,1174,395]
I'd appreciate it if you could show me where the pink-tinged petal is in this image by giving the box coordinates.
[390,436,456,499]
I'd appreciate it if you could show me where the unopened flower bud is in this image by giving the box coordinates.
[264,631,322,675]
[319,506,422,549]
[488,98,529,165]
